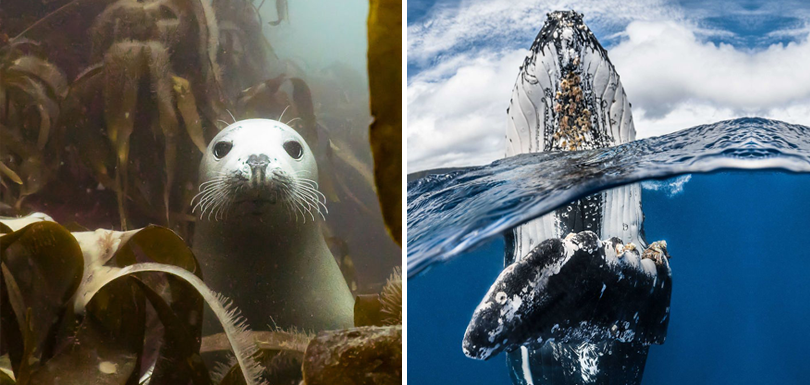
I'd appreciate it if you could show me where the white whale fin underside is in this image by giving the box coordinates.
[505,11,646,265]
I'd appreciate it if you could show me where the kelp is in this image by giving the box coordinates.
[100,41,179,229]
[0,40,67,208]
[2,1,400,285]
[1,2,403,380]
[0,215,403,384]
[268,0,289,26]
[208,268,403,384]
[0,217,275,385]
[0,162,22,186]
[173,75,207,153]
[353,267,402,327]
[367,0,402,245]
[210,330,310,385]
[379,267,402,325]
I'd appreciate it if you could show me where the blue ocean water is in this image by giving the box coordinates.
[409,171,810,384]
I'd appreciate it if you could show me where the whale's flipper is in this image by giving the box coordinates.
[465,232,671,384]
[502,11,655,384]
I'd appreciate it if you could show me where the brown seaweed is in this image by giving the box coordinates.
[0,219,270,384]
[1,1,403,380]
[268,0,288,26]
[367,0,402,245]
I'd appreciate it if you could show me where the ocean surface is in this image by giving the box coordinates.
[407,118,810,384]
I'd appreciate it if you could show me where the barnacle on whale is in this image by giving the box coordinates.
[642,240,670,264]
[553,69,594,151]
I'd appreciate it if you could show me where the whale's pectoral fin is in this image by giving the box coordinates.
[464,232,671,383]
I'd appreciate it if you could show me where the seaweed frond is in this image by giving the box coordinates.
[210,353,238,384]
[380,266,402,325]
[79,262,269,385]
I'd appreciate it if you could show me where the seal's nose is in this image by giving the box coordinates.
[247,154,271,184]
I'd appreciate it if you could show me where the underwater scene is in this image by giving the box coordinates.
[407,4,810,385]
[409,170,810,385]
[0,0,402,384]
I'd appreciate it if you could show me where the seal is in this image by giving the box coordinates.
[192,119,354,333]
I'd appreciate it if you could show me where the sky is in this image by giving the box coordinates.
[407,0,810,172]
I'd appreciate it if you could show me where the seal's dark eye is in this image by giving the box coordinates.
[284,141,303,159]
[213,141,232,159]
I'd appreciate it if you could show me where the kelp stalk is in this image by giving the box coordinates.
[79,262,269,385]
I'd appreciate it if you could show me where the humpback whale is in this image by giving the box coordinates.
[478,11,672,384]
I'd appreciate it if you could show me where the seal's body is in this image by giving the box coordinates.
[192,119,353,332]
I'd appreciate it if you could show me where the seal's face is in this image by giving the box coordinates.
[193,119,325,221]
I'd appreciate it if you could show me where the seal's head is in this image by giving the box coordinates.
[193,119,325,221]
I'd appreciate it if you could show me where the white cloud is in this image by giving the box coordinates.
[407,49,527,172]
[408,49,529,172]
[407,1,810,172]
[408,0,683,64]
[632,102,738,139]
[611,20,810,116]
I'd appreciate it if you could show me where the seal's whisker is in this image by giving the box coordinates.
[292,188,325,221]
[296,181,321,192]
[215,195,233,221]
[292,184,324,213]
[297,185,327,207]
[193,184,228,211]
[291,200,303,223]
[299,198,315,222]
[306,196,328,218]
[289,189,313,222]
[198,179,229,191]
[286,117,301,126]
[295,176,319,185]
[212,193,228,221]
[198,180,221,189]
[226,109,237,124]
[203,188,232,220]
[290,192,309,223]
[295,180,321,193]
[292,191,317,222]
[196,183,227,202]
[282,200,295,222]
[278,105,290,122]
[295,177,321,191]
[209,191,232,221]
[193,187,220,214]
